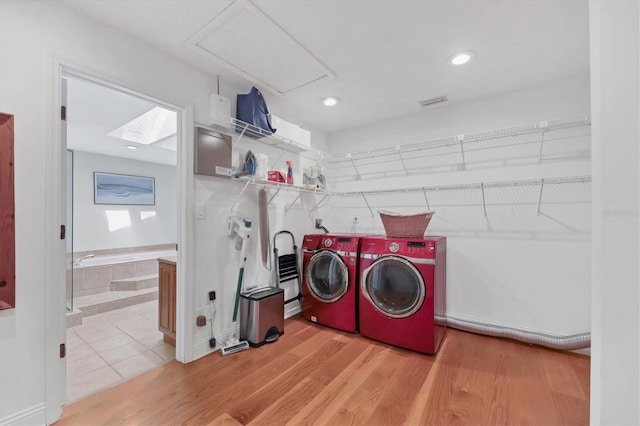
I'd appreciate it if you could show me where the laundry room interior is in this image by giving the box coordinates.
[0,0,637,425]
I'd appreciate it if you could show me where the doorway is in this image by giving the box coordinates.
[62,73,180,403]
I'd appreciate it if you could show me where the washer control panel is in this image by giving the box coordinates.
[386,240,435,255]
[321,235,359,252]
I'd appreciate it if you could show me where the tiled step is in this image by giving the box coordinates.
[110,274,158,291]
[66,308,83,328]
[72,287,158,322]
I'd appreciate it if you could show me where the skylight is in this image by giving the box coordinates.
[109,107,177,145]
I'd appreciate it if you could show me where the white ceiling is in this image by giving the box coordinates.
[61,0,589,163]
[66,77,178,165]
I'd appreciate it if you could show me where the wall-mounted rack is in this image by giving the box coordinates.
[216,115,592,227]
[326,115,591,182]
[332,175,591,219]
[204,112,330,163]
[228,174,591,223]
[229,176,328,213]
[203,114,590,183]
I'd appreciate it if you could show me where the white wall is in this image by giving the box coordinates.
[0,1,207,424]
[72,151,177,252]
[323,77,592,337]
[589,1,639,424]
[328,76,591,156]
[191,135,321,360]
[0,2,329,424]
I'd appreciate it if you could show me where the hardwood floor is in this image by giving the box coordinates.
[57,316,589,425]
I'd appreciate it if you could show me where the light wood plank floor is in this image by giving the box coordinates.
[57,316,590,425]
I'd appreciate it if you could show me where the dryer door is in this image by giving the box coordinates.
[305,250,349,303]
[361,255,425,319]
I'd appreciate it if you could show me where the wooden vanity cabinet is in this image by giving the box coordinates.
[158,258,176,346]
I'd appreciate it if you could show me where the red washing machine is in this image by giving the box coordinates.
[301,234,361,332]
[358,236,447,354]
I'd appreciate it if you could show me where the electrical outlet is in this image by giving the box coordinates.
[208,291,216,301]
[196,315,207,327]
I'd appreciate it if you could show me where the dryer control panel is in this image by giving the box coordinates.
[360,236,445,259]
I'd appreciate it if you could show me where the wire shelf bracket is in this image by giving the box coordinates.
[285,193,302,215]
[229,179,252,213]
[422,189,431,211]
[310,194,329,213]
[458,135,467,170]
[537,179,545,215]
[480,182,487,217]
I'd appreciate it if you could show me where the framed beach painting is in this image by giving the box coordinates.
[94,172,155,205]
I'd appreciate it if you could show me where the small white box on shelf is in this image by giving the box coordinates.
[209,93,231,128]
[297,126,311,149]
[270,114,300,143]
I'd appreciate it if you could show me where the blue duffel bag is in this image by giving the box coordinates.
[236,86,276,138]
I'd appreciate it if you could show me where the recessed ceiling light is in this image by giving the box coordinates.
[322,97,339,107]
[126,145,137,150]
[449,51,475,66]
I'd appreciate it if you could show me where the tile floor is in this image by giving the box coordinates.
[66,300,175,403]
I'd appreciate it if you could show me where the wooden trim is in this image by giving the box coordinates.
[0,113,15,310]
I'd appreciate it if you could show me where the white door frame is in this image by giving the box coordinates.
[45,58,195,423]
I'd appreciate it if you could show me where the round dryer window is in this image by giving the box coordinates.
[362,256,425,318]
[305,250,349,303]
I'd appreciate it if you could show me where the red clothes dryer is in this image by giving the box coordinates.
[301,234,361,332]
[358,236,447,354]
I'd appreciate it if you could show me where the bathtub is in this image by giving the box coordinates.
[75,249,177,267]
[72,248,177,298]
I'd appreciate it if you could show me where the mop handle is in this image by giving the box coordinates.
[231,218,251,323]
[232,266,244,322]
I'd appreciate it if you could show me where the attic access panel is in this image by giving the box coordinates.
[187,0,333,95]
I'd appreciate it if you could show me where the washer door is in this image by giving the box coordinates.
[305,250,349,303]
[361,255,425,318]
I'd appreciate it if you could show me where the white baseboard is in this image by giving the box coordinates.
[0,403,46,426]
[192,327,233,361]
[192,304,300,361]
[284,302,301,319]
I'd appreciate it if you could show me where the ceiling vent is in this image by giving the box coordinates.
[419,96,448,108]
[186,0,334,96]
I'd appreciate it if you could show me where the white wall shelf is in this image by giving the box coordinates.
[229,173,591,225]
[229,176,328,213]
[220,115,591,221]
[205,114,590,183]
[327,115,591,182]
[203,113,330,163]
[331,175,591,219]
